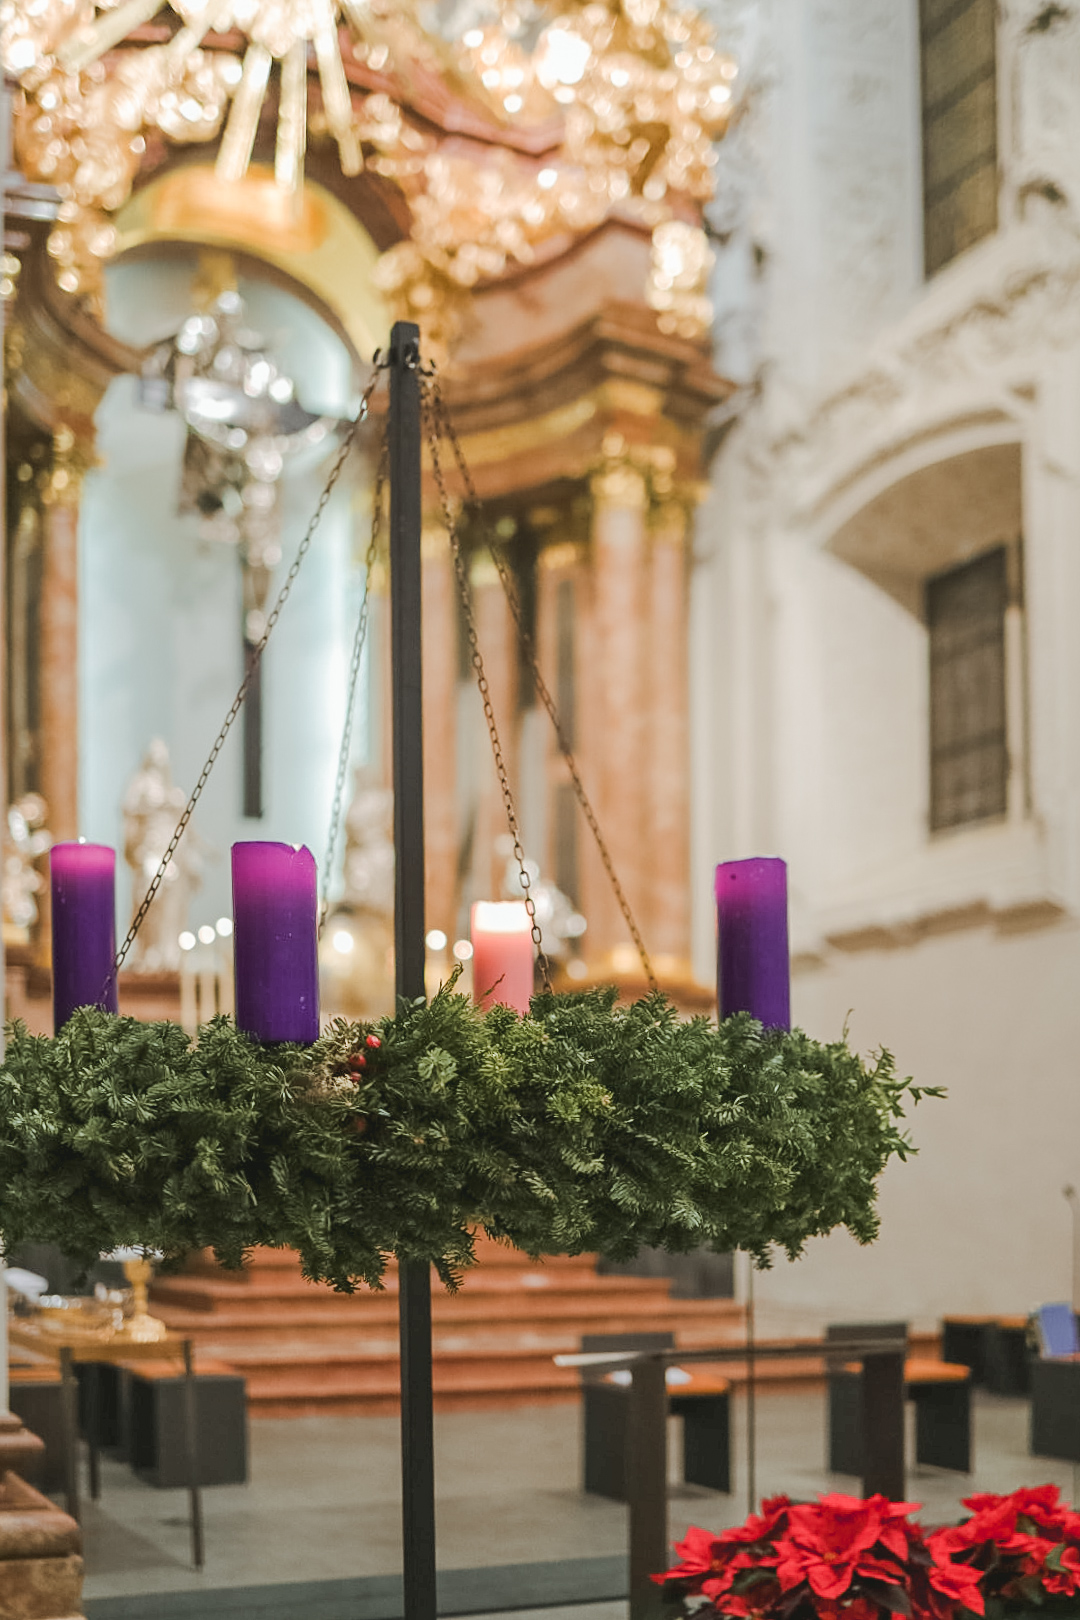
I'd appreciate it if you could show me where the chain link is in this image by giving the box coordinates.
[420,382,553,995]
[112,367,383,985]
[426,375,657,993]
[319,424,389,936]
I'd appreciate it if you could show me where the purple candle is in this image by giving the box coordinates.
[715,857,791,1030]
[50,842,119,1031]
[232,842,319,1043]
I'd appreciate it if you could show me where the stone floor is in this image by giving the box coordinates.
[77,1389,1080,1612]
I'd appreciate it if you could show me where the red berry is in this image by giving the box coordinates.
[348,1053,367,1071]
[352,1116,367,1136]
[365,1034,381,1050]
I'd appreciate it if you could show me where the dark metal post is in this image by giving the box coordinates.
[182,1339,205,1570]
[59,1348,79,1523]
[388,321,437,1620]
[628,1355,667,1620]
[861,1347,906,1502]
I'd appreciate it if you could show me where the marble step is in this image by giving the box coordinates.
[149,1244,746,1414]
[149,1272,692,1315]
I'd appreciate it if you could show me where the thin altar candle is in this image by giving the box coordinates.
[470,901,533,1015]
[50,841,119,1031]
[715,856,791,1030]
[232,842,319,1043]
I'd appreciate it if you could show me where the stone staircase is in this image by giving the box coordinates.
[149,1239,751,1416]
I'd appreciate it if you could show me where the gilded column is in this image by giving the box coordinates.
[38,427,84,844]
[586,453,649,969]
[422,527,457,941]
[646,499,691,971]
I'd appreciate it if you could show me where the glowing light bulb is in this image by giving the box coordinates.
[332,929,355,955]
[426,930,448,951]
[216,917,233,937]
[536,26,591,88]
[178,932,196,952]
[452,939,474,962]
[197,925,216,945]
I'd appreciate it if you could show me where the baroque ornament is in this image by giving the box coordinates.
[0,987,936,1290]
[2,0,734,345]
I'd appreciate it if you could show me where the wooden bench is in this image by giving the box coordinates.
[829,1355,971,1475]
[122,1356,248,1488]
[584,1365,731,1501]
[942,1314,1030,1395]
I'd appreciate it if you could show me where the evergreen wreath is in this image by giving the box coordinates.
[0,983,939,1291]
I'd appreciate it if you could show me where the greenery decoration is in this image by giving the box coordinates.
[0,985,938,1291]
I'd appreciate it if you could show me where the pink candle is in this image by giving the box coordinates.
[470,902,533,1015]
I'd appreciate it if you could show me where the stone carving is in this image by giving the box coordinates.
[2,793,51,942]
[321,769,395,1021]
[1014,2,1080,220]
[122,740,203,972]
[343,774,395,918]
[495,837,586,966]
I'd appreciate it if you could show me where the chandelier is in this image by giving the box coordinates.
[2,0,737,348]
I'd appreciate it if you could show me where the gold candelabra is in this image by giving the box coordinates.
[120,1254,168,1343]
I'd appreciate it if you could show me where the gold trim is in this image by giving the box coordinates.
[439,396,597,469]
[113,166,388,361]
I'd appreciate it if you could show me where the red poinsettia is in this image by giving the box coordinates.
[655,1493,938,1620]
[776,1493,924,1602]
[654,1489,1080,1620]
[927,1485,1080,1613]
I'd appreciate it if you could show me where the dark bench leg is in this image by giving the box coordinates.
[583,1384,629,1500]
[941,1323,987,1385]
[1031,1360,1080,1461]
[912,1381,971,1472]
[828,1371,864,1475]
[985,1326,1031,1396]
[675,1393,731,1493]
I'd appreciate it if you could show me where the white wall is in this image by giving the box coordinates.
[694,0,1080,1320]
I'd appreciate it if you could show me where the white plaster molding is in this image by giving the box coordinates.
[737,220,1080,541]
[805,817,1059,953]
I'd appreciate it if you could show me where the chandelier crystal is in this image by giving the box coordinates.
[2,0,735,345]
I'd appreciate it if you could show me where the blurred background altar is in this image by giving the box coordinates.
[6,0,1080,1427]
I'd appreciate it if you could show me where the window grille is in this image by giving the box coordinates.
[920,0,998,277]
[927,547,1008,831]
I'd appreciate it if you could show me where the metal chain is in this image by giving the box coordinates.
[426,374,657,993]
[112,365,384,983]
[319,424,389,936]
[420,381,553,994]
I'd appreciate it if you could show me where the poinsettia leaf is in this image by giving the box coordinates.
[734,1570,778,1592]
[860,1578,911,1614]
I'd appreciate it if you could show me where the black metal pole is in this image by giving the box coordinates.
[388,321,437,1620]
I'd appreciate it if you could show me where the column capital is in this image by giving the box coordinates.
[590,459,649,512]
[590,433,682,515]
[41,424,93,509]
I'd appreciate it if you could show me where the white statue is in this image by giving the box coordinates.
[343,773,395,917]
[3,793,51,942]
[320,769,395,1020]
[122,740,203,971]
[497,835,586,964]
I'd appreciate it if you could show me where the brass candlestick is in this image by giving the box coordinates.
[121,1256,167,1343]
